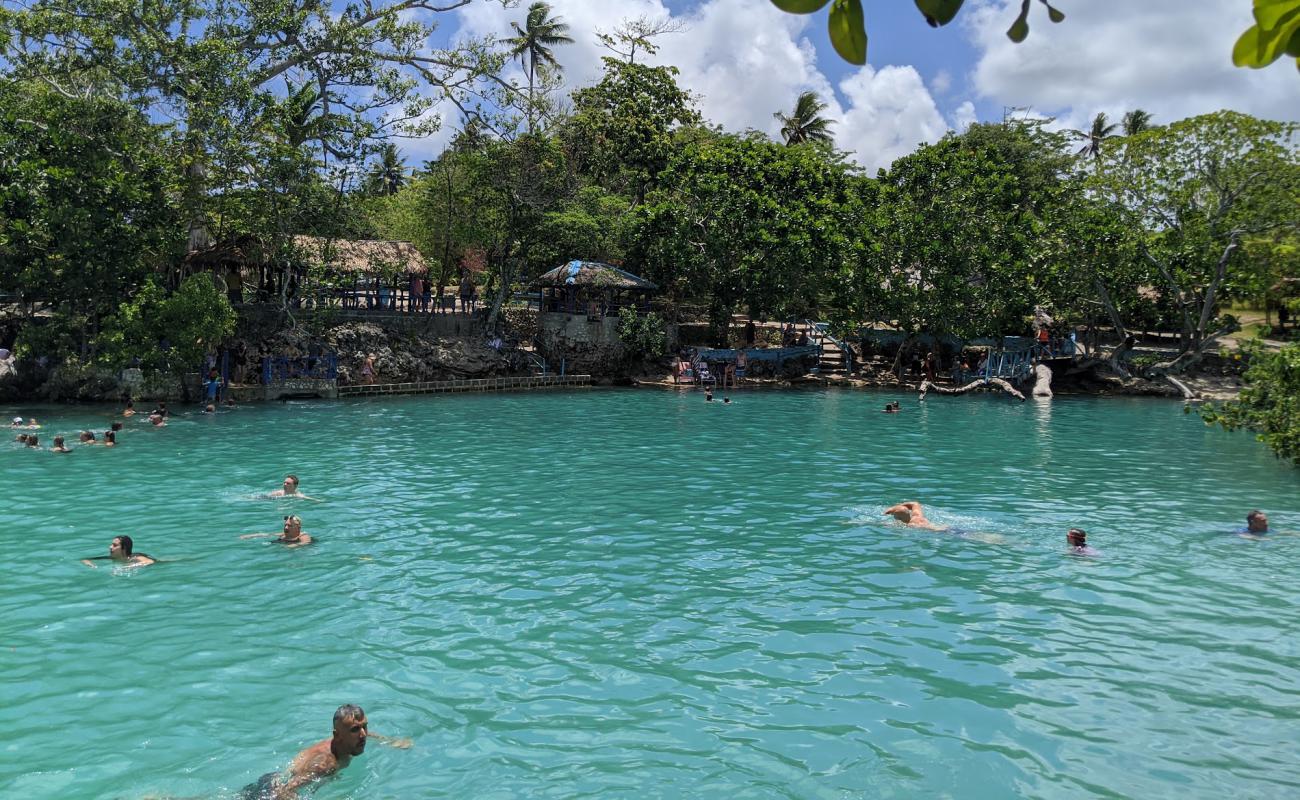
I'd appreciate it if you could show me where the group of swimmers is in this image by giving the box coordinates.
[9,400,177,452]
[883,500,1278,551]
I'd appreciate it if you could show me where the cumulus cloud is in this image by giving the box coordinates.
[964,0,1300,133]
[402,0,952,172]
[950,100,978,132]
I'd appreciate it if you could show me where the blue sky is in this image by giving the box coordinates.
[411,0,1297,171]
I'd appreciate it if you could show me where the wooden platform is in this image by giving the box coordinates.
[338,374,591,397]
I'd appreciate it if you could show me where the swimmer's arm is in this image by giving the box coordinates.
[239,533,277,539]
[275,752,336,798]
[81,557,108,568]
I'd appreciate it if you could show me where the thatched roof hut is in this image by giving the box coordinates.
[291,236,428,276]
[534,260,656,290]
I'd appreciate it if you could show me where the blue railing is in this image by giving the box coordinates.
[262,354,338,384]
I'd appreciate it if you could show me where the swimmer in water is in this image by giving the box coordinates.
[51,436,71,453]
[148,413,166,427]
[1066,527,1099,556]
[1237,509,1270,539]
[705,390,714,402]
[883,402,899,413]
[723,397,732,405]
[122,400,136,417]
[15,433,27,444]
[267,474,318,501]
[103,430,116,447]
[240,515,313,547]
[81,535,156,568]
[884,501,948,531]
[80,430,98,444]
[25,434,39,448]
[240,704,410,800]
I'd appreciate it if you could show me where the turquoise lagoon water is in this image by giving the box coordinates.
[2,389,1298,800]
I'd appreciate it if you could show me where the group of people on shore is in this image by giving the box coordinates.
[882,500,1278,552]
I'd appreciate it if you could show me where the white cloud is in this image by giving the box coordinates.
[964,0,1300,133]
[931,69,952,95]
[401,0,952,172]
[835,66,950,172]
[950,100,977,132]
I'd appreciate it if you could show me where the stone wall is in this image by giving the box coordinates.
[537,312,624,375]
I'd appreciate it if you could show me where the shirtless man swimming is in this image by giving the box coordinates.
[81,535,156,568]
[267,474,318,501]
[240,515,313,547]
[242,704,409,799]
[884,501,948,531]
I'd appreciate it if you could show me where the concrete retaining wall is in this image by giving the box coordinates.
[338,374,591,397]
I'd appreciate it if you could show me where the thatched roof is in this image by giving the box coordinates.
[292,236,428,275]
[186,235,429,275]
[534,260,656,290]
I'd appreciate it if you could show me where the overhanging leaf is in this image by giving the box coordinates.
[771,0,832,13]
[914,0,963,28]
[828,0,867,65]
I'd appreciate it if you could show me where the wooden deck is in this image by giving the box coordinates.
[338,374,592,397]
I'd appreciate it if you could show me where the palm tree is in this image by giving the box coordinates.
[774,91,835,146]
[505,1,573,133]
[1122,109,1154,136]
[368,143,406,196]
[1075,112,1118,160]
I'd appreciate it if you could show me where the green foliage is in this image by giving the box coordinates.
[1201,343,1300,464]
[629,132,859,339]
[1092,111,1300,359]
[617,309,669,362]
[1233,0,1300,73]
[768,0,1064,64]
[100,274,237,375]
[0,83,183,356]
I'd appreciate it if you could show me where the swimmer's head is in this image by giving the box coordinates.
[16,433,27,443]
[204,404,215,413]
[1246,509,1268,533]
[11,416,21,426]
[283,475,299,493]
[110,535,134,558]
[111,422,123,431]
[53,436,65,448]
[332,704,368,755]
[26,434,38,447]
[1067,528,1087,547]
[104,431,115,444]
[884,503,913,523]
[282,515,303,539]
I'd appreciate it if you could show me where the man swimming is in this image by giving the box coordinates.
[267,474,318,501]
[1066,528,1100,556]
[240,515,313,547]
[1237,509,1268,535]
[81,535,156,568]
[884,501,948,531]
[51,436,71,452]
[241,704,409,799]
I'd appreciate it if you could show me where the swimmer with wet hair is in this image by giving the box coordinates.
[240,704,410,800]
[25,434,39,448]
[81,535,156,568]
[103,430,116,447]
[240,515,313,547]
[268,474,318,501]
[80,430,97,444]
[51,436,71,453]
[1067,528,1100,556]
[1244,509,1269,535]
[15,433,27,444]
[884,501,948,531]
[148,413,166,427]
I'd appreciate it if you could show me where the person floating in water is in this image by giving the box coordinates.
[25,434,39,448]
[12,416,40,429]
[882,402,900,413]
[884,501,948,531]
[705,390,714,402]
[15,433,27,444]
[241,515,313,547]
[148,413,167,427]
[1238,509,1270,538]
[723,397,732,405]
[1066,528,1099,556]
[268,474,318,501]
[51,436,71,453]
[241,704,409,799]
[103,430,117,447]
[82,535,156,568]
[122,400,136,417]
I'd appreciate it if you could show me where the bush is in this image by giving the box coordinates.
[617,309,668,362]
[1200,342,1300,465]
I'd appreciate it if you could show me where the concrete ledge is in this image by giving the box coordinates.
[338,374,592,397]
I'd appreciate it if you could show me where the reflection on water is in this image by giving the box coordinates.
[2,390,1298,799]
